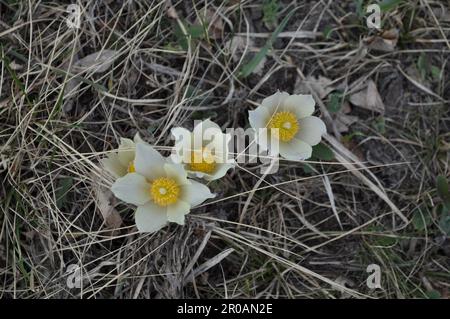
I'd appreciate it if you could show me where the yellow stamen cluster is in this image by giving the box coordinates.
[127,161,136,173]
[188,147,216,174]
[267,111,299,142]
[150,177,180,207]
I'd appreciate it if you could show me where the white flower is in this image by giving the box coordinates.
[248,91,326,160]
[101,133,144,178]
[111,143,215,233]
[171,119,235,181]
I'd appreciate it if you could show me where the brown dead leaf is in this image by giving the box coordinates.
[336,114,359,133]
[332,101,358,133]
[365,28,399,52]
[341,100,352,114]
[93,183,122,233]
[72,49,119,73]
[196,8,224,39]
[349,79,385,113]
[296,75,335,99]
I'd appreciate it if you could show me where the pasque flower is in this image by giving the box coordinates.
[111,143,215,233]
[171,119,234,181]
[248,91,326,160]
[101,133,143,178]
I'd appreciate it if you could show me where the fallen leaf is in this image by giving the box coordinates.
[93,182,122,233]
[225,36,253,62]
[72,49,119,73]
[296,75,335,99]
[365,28,399,52]
[335,114,359,133]
[196,8,224,39]
[63,50,119,113]
[62,78,80,113]
[349,79,385,113]
[341,100,352,114]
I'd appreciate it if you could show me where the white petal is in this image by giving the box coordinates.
[181,180,215,207]
[206,132,231,163]
[193,119,222,145]
[133,133,145,144]
[193,118,221,136]
[252,128,277,156]
[117,138,136,167]
[261,91,289,109]
[171,127,192,148]
[134,143,165,180]
[246,128,266,154]
[171,127,193,164]
[279,139,312,161]
[283,94,315,119]
[102,153,127,178]
[297,116,327,146]
[167,200,190,225]
[249,106,270,129]
[164,163,191,186]
[202,163,234,181]
[187,170,207,179]
[111,173,150,205]
[135,202,168,233]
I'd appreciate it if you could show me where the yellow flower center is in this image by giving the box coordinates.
[149,177,180,207]
[188,147,216,174]
[127,161,135,173]
[267,111,299,142]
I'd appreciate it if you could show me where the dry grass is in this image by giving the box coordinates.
[0,0,449,299]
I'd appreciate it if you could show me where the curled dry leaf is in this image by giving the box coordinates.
[365,28,399,52]
[349,79,385,114]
